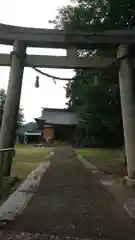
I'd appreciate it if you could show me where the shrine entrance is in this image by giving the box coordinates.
[0,23,134,184]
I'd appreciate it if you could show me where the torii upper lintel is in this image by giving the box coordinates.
[0,23,135,48]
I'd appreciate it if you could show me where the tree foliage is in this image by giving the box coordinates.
[50,0,135,147]
[0,89,24,128]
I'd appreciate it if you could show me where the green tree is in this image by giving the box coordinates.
[17,107,25,128]
[0,89,6,127]
[50,0,135,147]
[0,89,24,128]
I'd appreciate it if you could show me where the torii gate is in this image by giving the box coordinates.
[0,23,134,186]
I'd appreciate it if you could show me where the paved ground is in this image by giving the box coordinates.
[1,146,135,239]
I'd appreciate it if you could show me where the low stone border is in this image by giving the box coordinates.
[0,151,54,221]
[0,231,106,240]
[77,154,135,220]
[77,154,97,171]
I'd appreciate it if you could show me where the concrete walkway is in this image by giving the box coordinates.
[1,146,135,239]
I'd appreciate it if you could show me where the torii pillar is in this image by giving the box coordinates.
[0,40,26,175]
[118,45,135,186]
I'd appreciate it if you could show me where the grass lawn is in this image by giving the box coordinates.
[11,145,52,181]
[76,148,127,177]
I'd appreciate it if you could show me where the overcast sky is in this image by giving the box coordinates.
[0,0,74,122]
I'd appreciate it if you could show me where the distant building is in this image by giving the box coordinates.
[16,122,41,144]
[35,108,78,144]
[17,108,78,145]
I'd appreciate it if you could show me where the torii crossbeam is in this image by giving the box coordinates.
[0,53,114,69]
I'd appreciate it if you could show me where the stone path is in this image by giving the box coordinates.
[1,146,135,239]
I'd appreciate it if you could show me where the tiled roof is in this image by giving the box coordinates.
[35,108,78,125]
